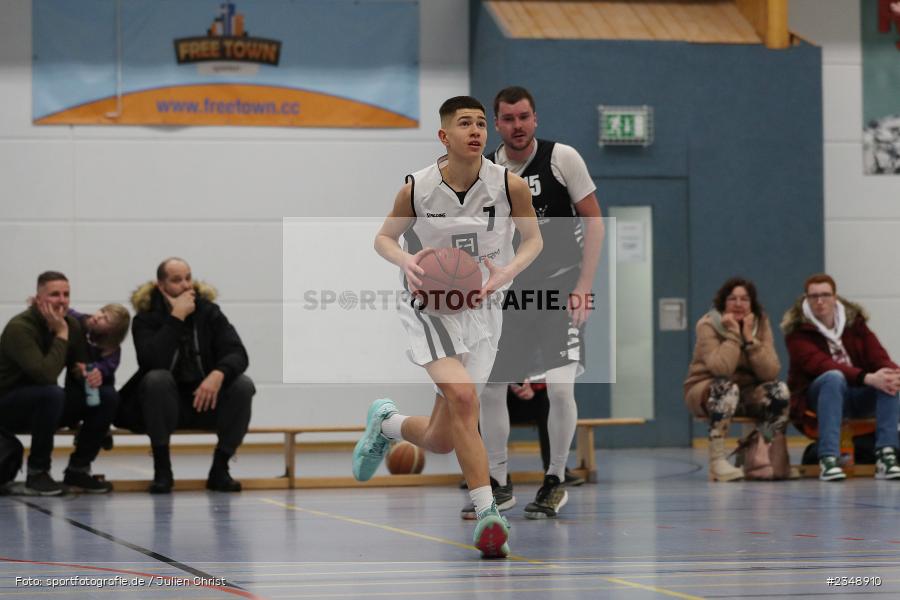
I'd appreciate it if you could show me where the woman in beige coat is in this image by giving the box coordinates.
[684,277,790,481]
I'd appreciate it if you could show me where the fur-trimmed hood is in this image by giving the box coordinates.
[780,294,868,335]
[130,281,218,313]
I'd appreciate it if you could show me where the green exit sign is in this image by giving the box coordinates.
[598,105,653,146]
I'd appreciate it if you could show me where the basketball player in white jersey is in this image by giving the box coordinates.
[352,96,542,559]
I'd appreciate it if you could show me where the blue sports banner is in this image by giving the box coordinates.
[33,0,419,128]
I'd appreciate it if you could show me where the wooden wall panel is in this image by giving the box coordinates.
[484,0,777,45]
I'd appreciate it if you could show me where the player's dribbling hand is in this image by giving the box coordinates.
[476,258,512,304]
[402,248,433,290]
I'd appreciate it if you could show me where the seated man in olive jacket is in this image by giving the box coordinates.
[0,271,115,495]
[119,258,254,494]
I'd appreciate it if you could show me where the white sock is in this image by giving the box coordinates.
[479,382,510,483]
[469,485,495,515]
[545,362,579,480]
[380,414,407,440]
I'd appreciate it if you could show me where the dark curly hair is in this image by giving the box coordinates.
[712,277,764,317]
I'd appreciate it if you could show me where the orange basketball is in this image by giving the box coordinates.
[415,248,482,314]
[386,441,426,475]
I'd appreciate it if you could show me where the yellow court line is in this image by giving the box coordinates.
[258,497,704,599]
[606,578,705,600]
[260,497,540,562]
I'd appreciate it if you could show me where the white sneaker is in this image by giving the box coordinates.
[875,447,900,480]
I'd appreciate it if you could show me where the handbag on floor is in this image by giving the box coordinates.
[734,429,774,480]
[768,431,794,480]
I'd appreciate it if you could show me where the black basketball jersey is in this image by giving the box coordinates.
[489,139,584,284]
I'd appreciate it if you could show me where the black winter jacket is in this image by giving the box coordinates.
[120,281,249,399]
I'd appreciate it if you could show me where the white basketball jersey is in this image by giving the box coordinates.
[402,156,515,287]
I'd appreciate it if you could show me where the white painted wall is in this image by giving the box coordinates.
[0,0,469,441]
[790,0,900,358]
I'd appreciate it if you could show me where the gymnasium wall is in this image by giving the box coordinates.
[790,0,900,359]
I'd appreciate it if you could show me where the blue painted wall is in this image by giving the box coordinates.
[471,3,823,445]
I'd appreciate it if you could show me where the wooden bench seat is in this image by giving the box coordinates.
[60,417,646,491]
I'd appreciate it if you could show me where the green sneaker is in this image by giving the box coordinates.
[875,447,900,480]
[473,503,510,559]
[818,456,846,482]
[352,398,397,482]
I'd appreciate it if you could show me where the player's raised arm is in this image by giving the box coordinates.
[480,173,542,296]
[374,182,430,288]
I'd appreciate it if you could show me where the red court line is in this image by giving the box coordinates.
[794,534,819,538]
[838,537,865,541]
[0,557,263,599]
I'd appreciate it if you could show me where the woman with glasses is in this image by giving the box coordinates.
[684,277,791,481]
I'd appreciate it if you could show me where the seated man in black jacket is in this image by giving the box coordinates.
[119,258,254,494]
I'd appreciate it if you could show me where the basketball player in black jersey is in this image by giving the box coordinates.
[469,86,605,520]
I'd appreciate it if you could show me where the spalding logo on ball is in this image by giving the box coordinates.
[386,441,425,474]
[414,247,482,314]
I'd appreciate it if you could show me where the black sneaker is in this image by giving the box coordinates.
[460,476,516,520]
[206,468,242,492]
[524,474,568,519]
[24,471,63,496]
[564,468,585,486]
[64,469,112,494]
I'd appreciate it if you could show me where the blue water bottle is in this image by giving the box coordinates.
[85,363,100,407]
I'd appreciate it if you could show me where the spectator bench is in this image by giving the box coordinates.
[695,416,878,478]
[63,417,646,492]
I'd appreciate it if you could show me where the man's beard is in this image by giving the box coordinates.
[508,133,533,152]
